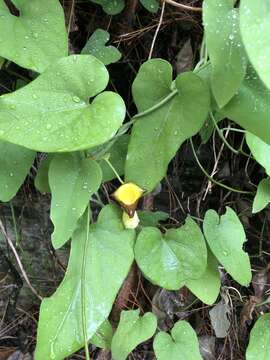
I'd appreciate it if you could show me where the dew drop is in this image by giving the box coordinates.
[72,96,81,103]
[46,123,52,130]
[32,94,38,99]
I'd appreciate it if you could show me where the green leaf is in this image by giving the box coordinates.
[0,55,125,152]
[90,320,113,350]
[154,320,202,360]
[111,309,157,360]
[137,210,169,227]
[49,153,102,249]
[0,0,67,73]
[246,132,270,175]
[135,217,207,290]
[203,207,251,286]
[246,313,270,360]
[35,205,135,360]
[90,0,125,15]
[82,29,121,65]
[34,155,53,194]
[140,0,159,13]
[240,0,270,90]
[125,59,210,191]
[203,0,247,107]
[221,69,270,145]
[186,250,221,305]
[0,141,35,202]
[252,178,270,214]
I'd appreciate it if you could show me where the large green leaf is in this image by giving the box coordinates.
[253,178,270,214]
[246,132,270,175]
[246,313,270,360]
[125,59,210,191]
[82,29,121,65]
[0,0,67,73]
[35,205,135,360]
[222,70,270,145]
[90,0,125,15]
[240,0,270,90]
[135,217,207,289]
[154,320,202,360]
[0,141,35,202]
[49,153,102,249]
[203,207,251,286]
[203,0,246,107]
[0,55,125,152]
[186,250,220,305]
[111,310,157,360]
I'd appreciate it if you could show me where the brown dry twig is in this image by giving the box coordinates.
[163,0,202,12]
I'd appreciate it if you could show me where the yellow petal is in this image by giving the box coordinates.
[112,182,144,206]
[122,211,140,229]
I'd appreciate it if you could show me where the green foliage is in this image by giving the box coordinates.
[49,153,102,249]
[90,320,113,349]
[203,0,247,107]
[140,0,159,13]
[111,310,157,360]
[203,207,252,286]
[0,0,67,73]
[35,205,135,359]
[90,0,125,15]
[34,155,53,194]
[154,320,203,360]
[246,132,270,175]
[240,0,270,90]
[135,217,207,289]
[253,178,270,214]
[0,141,35,202]
[0,55,125,152]
[125,59,210,191]
[246,313,270,360]
[82,29,121,65]
[137,210,169,227]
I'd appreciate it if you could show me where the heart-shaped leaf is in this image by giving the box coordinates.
[90,0,125,15]
[135,217,207,289]
[246,313,270,360]
[203,207,251,286]
[0,141,35,202]
[186,250,221,305]
[240,0,270,90]
[49,153,102,249]
[0,0,67,73]
[203,0,247,107]
[35,205,135,360]
[253,178,270,214]
[82,29,121,65]
[111,310,157,360]
[246,132,270,175]
[154,320,202,360]
[140,0,159,13]
[125,59,210,191]
[0,55,125,152]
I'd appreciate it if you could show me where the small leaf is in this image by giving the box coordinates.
[140,0,159,13]
[135,217,207,290]
[246,313,270,360]
[0,55,125,152]
[154,320,202,360]
[137,210,169,227]
[186,250,221,305]
[82,29,121,65]
[209,300,231,338]
[0,141,35,202]
[246,132,270,175]
[203,207,251,286]
[111,310,157,360]
[253,178,270,214]
[49,153,102,249]
[90,0,124,15]
[240,0,270,90]
[35,205,135,360]
[125,59,210,191]
[35,155,53,194]
[203,0,247,107]
[90,320,113,350]
[0,0,67,73]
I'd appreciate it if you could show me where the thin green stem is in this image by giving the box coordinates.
[190,139,253,195]
[103,157,124,184]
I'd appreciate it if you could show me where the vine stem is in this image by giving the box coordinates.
[163,0,202,12]
[81,206,91,360]
[189,138,253,195]
[148,0,166,59]
[103,157,124,184]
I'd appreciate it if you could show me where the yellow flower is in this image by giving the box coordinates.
[112,182,144,217]
[122,211,140,229]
